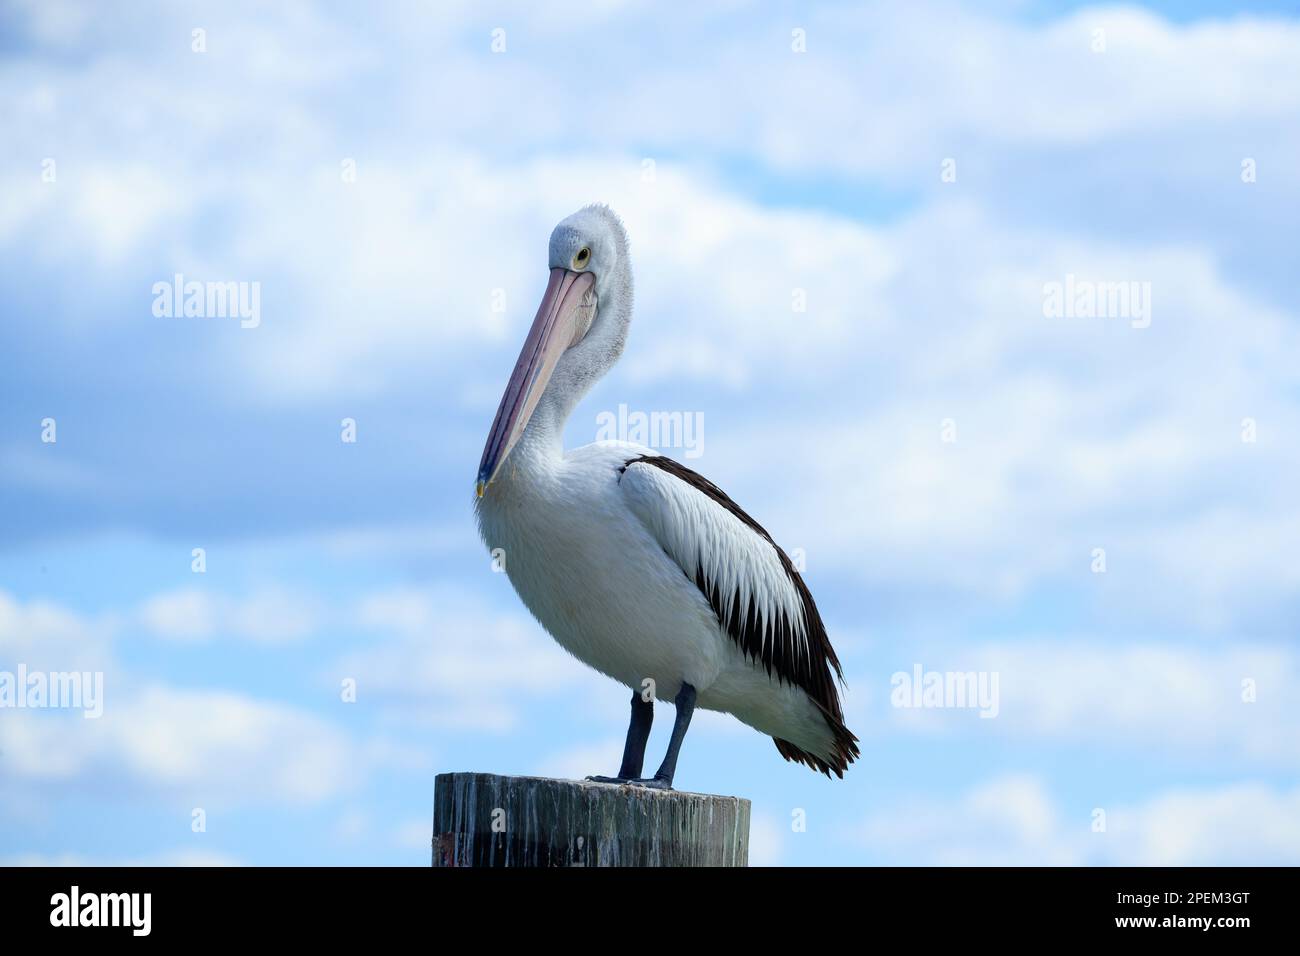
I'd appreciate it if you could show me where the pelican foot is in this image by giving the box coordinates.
[585,774,673,790]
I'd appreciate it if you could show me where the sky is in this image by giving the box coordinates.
[1,0,1298,866]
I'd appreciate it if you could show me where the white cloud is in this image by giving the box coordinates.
[0,683,356,804]
[356,4,1300,175]
[863,773,1074,866]
[0,589,115,672]
[334,585,598,732]
[5,0,1294,409]
[860,773,1300,865]
[0,590,366,807]
[1112,782,1300,865]
[138,587,319,644]
[137,589,216,642]
[877,639,1296,766]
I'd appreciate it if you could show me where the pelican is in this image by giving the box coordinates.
[475,205,858,788]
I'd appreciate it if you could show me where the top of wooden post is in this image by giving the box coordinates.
[433,772,751,867]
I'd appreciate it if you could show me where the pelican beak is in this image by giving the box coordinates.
[477,268,597,494]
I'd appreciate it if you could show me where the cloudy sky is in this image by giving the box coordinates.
[1,0,1297,866]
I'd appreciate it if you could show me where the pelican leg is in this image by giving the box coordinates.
[635,682,697,790]
[586,690,654,784]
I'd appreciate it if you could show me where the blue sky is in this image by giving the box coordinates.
[1,0,1298,865]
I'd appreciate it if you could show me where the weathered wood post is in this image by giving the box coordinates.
[432,772,750,867]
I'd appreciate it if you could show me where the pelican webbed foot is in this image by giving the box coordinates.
[583,774,673,790]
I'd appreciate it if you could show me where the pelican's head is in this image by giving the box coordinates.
[476,205,632,497]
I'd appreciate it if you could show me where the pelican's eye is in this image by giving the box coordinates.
[573,246,591,270]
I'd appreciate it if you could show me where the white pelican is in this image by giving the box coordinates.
[475,205,858,788]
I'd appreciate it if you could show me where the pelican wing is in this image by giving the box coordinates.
[618,455,848,718]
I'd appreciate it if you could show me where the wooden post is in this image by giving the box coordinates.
[432,772,750,867]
